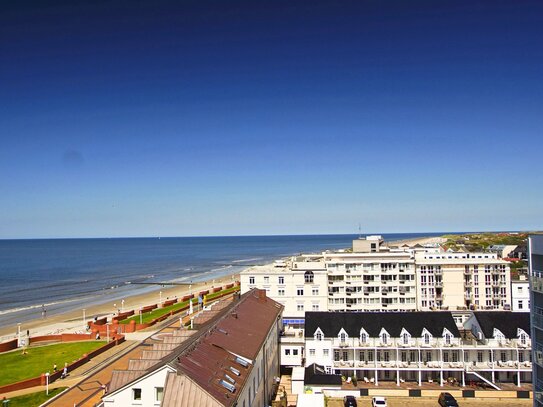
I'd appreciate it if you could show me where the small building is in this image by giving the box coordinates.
[511,277,530,312]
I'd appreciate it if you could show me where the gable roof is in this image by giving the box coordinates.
[472,312,530,339]
[305,311,460,338]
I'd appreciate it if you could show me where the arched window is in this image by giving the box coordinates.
[304,271,314,283]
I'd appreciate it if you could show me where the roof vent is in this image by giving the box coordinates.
[229,366,241,376]
[218,328,228,335]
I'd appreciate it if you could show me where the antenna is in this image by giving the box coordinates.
[358,223,362,238]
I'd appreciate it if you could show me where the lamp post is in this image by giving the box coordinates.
[139,307,143,325]
[83,309,86,330]
[17,323,21,346]
[121,299,125,313]
[159,291,162,305]
[113,303,117,316]
[106,324,110,342]
[45,371,50,395]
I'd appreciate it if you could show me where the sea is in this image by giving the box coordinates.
[0,233,445,329]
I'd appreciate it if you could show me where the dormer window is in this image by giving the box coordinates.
[443,328,453,345]
[400,328,411,345]
[314,328,324,341]
[519,331,528,345]
[338,328,349,344]
[379,328,390,345]
[360,328,369,344]
[422,328,433,345]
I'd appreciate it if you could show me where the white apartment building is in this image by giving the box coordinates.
[511,277,530,312]
[240,257,328,322]
[303,311,531,389]
[240,236,513,323]
[415,251,511,311]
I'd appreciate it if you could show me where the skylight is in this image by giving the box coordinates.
[224,374,236,384]
[235,356,249,368]
[219,379,236,393]
[229,366,241,376]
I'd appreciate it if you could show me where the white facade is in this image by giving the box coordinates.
[103,365,174,407]
[511,279,530,312]
[241,237,513,318]
[240,258,328,319]
[304,312,531,389]
[415,251,511,311]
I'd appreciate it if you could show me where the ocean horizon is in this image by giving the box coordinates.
[0,232,447,329]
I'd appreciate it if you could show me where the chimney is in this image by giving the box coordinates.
[258,289,267,303]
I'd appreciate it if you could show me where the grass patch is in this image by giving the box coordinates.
[205,286,239,302]
[4,386,67,407]
[0,341,104,387]
[120,298,195,325]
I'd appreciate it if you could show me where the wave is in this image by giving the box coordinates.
[0,296,88,316]
[231,257,263,263]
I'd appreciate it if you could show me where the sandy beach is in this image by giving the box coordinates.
[0,272,240,340]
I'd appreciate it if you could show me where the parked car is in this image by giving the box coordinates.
[372,396,387,407]
[438,392,459,406]
[344,395,357,407]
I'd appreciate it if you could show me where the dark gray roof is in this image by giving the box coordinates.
[304,364,342,386]
[305,311,460,338]
[473,312,530,339]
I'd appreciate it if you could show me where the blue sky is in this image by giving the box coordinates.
[1,0,542,238]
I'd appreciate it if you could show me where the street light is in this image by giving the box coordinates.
[106,324,110,342]
[121,299,125,313]
[17,323,21,346]
[159,291,162,305]
[139,307,143,325]
[83,309,86,330]
[45,371,50,395]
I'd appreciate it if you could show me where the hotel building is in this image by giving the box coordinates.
[240,236,512,325]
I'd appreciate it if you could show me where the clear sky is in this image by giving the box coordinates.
[1,0,542,238]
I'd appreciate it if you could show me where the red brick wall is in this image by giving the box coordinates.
[0,338,18,353]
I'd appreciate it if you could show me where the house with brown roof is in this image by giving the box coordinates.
[101,289,283,407]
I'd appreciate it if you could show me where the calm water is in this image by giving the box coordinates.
[0,233,444,328]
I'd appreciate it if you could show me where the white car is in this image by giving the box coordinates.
[372,396,387,407]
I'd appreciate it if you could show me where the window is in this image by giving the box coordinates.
[278,289,285,296]
[249,276,255,284]
[297,288,304,296]
[323,349,329,357]
[297,304,304,311]
[402,332,409,345]
[443,352,449,363]
[477,351,483,363]
[444,333,451,345]
[133,388,142,401]
[340,332,347,343]
[155,387,164,402]
[380,331,389,345]
[342,350,348,361]
[278,276,284,284]
[425,351,432,362]
[312,304,319,311]
[309,349,315,356]
[424,333,430,345]
[334,350,340,361]
[359,351,365,361]
[285,349,291,356]
[312,288,319,295]
[264,276,269,283]
[360,332,367,344]
[304,271,314,283]
[500,351,506,361]
[316,331,323,340]
[293,349,298,356]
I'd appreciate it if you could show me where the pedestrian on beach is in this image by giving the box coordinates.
[61,366,68,379]
[53,363,57,372]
